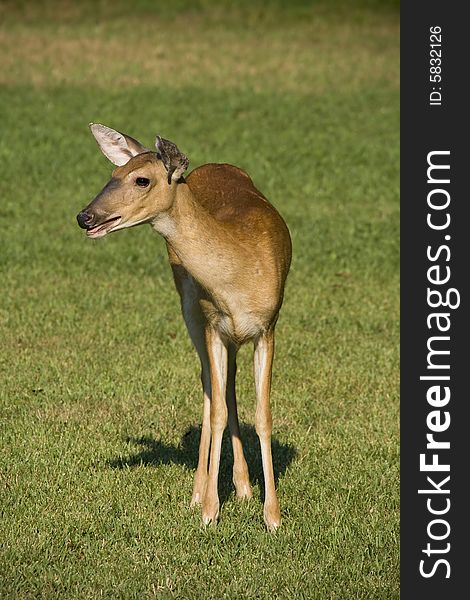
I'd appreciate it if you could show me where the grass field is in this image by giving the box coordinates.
[0,1,399,597]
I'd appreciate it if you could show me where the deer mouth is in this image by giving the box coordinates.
[86,216,122,239]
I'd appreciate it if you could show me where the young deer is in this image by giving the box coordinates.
[77,124,292,530]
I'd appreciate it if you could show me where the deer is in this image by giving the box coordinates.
[76,124,292,531]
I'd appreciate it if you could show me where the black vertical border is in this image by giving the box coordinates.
[401,2,468,597]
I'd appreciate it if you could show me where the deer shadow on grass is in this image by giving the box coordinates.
[108,424,297,506]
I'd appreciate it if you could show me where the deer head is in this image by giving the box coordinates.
[77,124,189,238]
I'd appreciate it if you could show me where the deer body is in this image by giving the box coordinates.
[165,164,291,341]
[77,125,291,530]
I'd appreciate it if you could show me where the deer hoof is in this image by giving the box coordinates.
[201,497,220,526]
[264,501,281,532]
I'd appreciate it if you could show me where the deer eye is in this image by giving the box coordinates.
[135,177,150,187]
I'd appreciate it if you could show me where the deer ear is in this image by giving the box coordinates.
[156,136,189,184]
[89,123,149,166]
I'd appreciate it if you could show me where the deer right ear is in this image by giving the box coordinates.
[156,136,189,184]
[89,123,149,166]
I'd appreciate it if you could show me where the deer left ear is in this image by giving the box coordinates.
[156,136,189,184]
[89,123,149,166]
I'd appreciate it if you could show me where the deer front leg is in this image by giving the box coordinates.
[179,294,212,507]
[190,374,211,506]
[226,343,252,499]
[254,330,280,532]
[202,327,228,525]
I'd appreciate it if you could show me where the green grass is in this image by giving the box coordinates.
[0,1,399,597]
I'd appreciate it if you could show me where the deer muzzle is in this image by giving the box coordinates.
[76,209,122,239]
[76,210,94,229]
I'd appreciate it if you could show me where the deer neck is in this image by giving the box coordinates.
[150,183,237,300]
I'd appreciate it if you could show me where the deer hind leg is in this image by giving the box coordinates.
[201,327,228,525]
[226,343,252,499]
[254,330,280,532]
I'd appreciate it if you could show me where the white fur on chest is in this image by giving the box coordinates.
[180,275,262,344]
[218,312,262,343]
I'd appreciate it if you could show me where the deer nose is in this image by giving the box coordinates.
[76,210,93,229]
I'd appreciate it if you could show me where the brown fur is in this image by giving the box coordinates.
[166,164,291,343]
[79,130,291,529]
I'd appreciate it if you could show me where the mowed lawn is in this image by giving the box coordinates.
[0,1,399,598]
